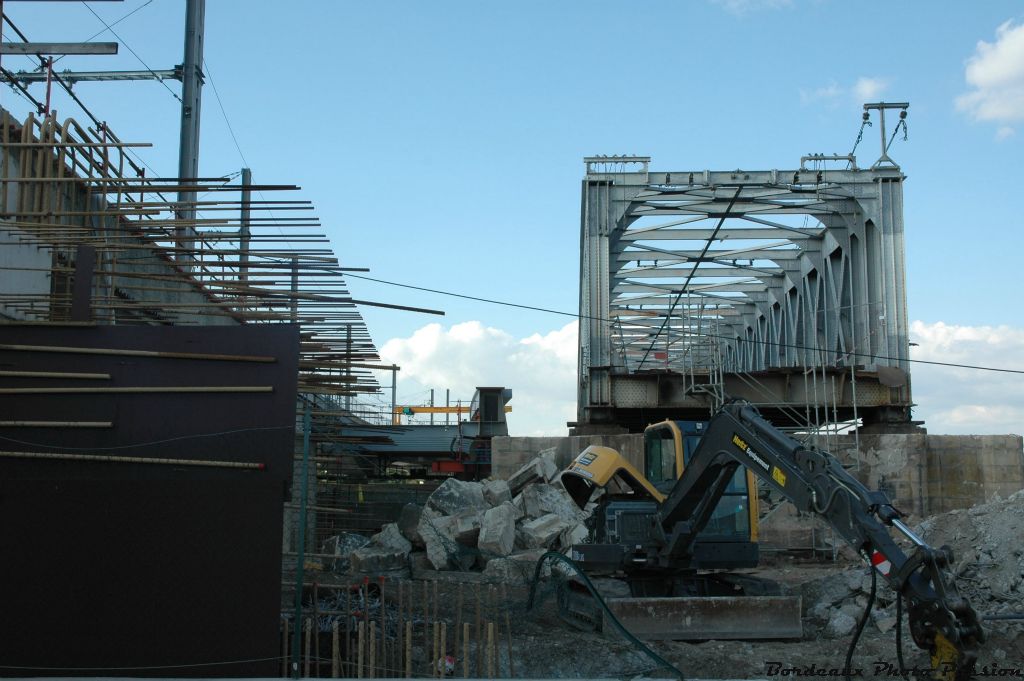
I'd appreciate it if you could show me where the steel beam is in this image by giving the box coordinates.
[1,42,118,55]
[8,68,179,84]
[577,154,912,429]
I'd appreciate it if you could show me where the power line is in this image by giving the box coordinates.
[80,1,182,103]
[202,58,249,168]
[344,272,1024,376]
[44,0,155,70]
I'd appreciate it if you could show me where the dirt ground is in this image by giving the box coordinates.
[504,554,1023,680]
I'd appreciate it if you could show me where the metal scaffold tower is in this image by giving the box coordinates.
[577,105,914,432]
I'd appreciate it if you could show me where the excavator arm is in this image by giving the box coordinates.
[656,401,985,679]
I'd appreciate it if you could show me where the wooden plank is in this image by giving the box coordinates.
[0,343,275,363]
[0,386,273,394]
[0,370,110,380]
[0,421,112,428]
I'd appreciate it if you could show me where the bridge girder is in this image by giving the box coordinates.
[577,159,911,430]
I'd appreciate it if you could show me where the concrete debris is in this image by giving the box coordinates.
[915,488,1024,614]
[452,510,483,546]
[800,487,1024,638]
[426,478,489,516]
[482,549,552,583]
[519,483,583,523]
[405,449,609,574]
[824,610,857,638]
[519,513,572,549]
[483,479,512,507]
[397,503,424,547]
[559,522,589,548]
[872,609,897,634]
[419,511,456,570]
[507,449,559,496]
[537,448,560,482]
[321,532,370,573]
[478,502,517,558]
[370,522,412,556]
[350,545,408,574]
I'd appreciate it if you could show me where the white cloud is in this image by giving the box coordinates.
[376,319,1024,437]
[799,81,843,105]
[997,125,1016,141]
[378,320,578,436]
[909,320,1024,435]
[956,19,1024,137]
[853,77,889,101]
[710,0,793,16]
[800,76,891,106]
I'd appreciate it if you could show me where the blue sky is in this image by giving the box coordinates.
[3,1,1023,434]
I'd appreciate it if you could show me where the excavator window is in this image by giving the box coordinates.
[644,420,752,540]
[644,428,677,485]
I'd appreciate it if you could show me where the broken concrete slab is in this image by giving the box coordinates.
[482,549,552,583]
[520,483,583,522]
[452,510,483,546]
[478,502,517,558]
[559,522,589,549]
[506,450,560,496]
[419,513,473,571]
[426,478,489,517]
[537,448,560,482]
[483,479,512,507]
[519,513,572,549]
[421,514,456,570]
[322,532,370,573]
[350,545,408,573]
[371,522,412,556]
[397,503,424,547]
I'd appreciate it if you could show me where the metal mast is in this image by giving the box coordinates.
[176,0,205,259]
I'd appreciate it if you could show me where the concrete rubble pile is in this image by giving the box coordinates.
[320,448,592,581]
[800,489,1024,638]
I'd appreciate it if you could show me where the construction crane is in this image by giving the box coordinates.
[391,403,511,425]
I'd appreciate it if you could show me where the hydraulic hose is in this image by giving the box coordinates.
[845,565,877,681]
[526,550,685,680]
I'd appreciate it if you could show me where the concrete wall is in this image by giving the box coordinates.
[492,433,644,480]
[493,431,1024,550]
[926,434,1024,513]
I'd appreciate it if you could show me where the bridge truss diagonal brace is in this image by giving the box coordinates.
[576,162,911,429]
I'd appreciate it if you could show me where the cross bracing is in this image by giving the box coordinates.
[578,157,911,429]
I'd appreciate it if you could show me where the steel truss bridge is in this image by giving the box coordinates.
[576,153,913,433]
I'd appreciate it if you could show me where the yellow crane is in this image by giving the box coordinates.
[391,403,511,425]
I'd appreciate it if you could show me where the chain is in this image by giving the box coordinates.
[849,112,872,162]
[886,113,909,152]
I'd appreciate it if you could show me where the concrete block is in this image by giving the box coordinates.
[370,522,412,556]
[519,513,571,549]
[426,478,489,517]
[322,532,370,573]
[397,503,425,547]
[419,511,459,570]
[478,502,517,558]
[350,545,407,574]
[452,510,482,546]
[506,459,547,496]
[482,479,512,507]
[519,483,582,522]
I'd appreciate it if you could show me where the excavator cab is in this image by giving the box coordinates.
[643,420,759,567]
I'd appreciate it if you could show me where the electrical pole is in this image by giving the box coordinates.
[176,0,205,261]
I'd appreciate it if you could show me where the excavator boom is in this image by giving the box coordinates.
[563,401,985,680]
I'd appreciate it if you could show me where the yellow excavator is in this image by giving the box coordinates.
[560,401,985,681]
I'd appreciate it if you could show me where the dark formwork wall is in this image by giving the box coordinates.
[0,325,300,677]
